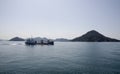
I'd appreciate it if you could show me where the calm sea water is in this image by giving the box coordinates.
[0,41,120,74]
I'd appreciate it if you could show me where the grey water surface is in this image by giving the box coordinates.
[0,41,120,74]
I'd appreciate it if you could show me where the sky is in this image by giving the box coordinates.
[0,0,120,40]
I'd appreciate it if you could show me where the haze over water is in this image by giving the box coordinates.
[0,41,120,74]
[0,0,120,39]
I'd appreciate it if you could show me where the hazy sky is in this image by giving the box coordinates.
[0,0,120,39]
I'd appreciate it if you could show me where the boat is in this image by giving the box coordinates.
[25,38,54,45]
[25,38,37,45]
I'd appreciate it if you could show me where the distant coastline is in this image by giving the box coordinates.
[8,30,120,42]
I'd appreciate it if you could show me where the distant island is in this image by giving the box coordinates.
[9,37,25,41]
[54,38,70,42]
[71,30,120,42]
[9,30,120,42]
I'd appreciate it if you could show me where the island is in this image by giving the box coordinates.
[71,30,120,42]
[9,37,25,41]
[54,38,70,42]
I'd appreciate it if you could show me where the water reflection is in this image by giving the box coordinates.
[0,42,120,74]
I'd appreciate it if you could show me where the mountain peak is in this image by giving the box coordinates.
[89,30,98,33]
[87,30,101,34]
[83,30,104,38]
[9,37,25,41]
[72,30,120,42]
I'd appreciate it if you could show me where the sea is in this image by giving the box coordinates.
[0,41,120,74]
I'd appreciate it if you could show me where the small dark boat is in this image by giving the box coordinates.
[25,38,54,45]
[25,38,37,45]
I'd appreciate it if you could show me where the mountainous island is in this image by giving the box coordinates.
[54,38,70,42]
[9,37,25,41]
[71,30,120,42]
[8,30,120,42]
